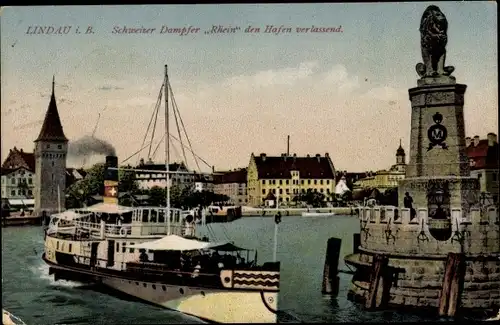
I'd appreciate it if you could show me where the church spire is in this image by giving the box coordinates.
[35,76,68,142]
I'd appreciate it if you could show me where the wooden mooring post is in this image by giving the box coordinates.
[438,252,466,317]
[365,254,390,310]
[321,237,342,296]
[353,233,361,254]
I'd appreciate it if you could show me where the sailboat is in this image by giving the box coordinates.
[42,66,281,323]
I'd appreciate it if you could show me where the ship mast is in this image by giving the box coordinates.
[164,65,171,235]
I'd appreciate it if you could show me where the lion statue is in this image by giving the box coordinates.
[415,5,455,78]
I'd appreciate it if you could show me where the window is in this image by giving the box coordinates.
[56,241,59,249]
[52,161,55,167]
[11,178,16,185]
[301,180,304,185]
[58,145,62,149]
[69,244,72,252]
[285,180,289,185]
[122,245,126,253]
[46,144,50,149]
[308,180,311,185]
[28,178,32,184]
[129,244,135,253]
[262,180,266,185]
[320,180,323,185]
[52,174,54,181]
[494,173,498,182]
[279,180,282,185]
[11,190,15,196]
[279,189,283,194]
[314,180,317,185]
[326,180,330,185]
[116,242,120,252]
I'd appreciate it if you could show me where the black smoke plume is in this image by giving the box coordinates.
[68,135,116,158]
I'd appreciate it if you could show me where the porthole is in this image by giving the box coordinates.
[162,285,166,291]
[224,277,230,283]
[152,285,156,290]
[179,288,184,294]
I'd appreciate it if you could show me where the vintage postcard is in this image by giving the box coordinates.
[1,2,498,324]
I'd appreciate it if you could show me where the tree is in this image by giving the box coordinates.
[148,186,166,207]
[294,190,326,207]
[118,165,139,194]
[65,162,140,208]
[379,187,398,206]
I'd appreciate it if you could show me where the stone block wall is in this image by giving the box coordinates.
[355,251,500,309]
[358,206,499,256]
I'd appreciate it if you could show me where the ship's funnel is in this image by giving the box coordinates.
[104,155,119,204]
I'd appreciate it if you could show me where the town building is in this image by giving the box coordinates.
[213,168,247,206]
[465,133,499,205]
[1,147,86,212]
[1,147,36,200]
[33,77,69,217]
[247,153,336,207]
[353,141,407,193]
[194,173,214,192]
[134,158,195,190]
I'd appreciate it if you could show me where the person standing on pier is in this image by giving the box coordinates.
[404,192,416,220]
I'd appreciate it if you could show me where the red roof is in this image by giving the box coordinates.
[465,140,499,170]
[253,154,335,179]
[1,148,35,172]
[35,79,68,142]
[213,169,247,184]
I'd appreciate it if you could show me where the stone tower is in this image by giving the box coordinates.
[34,77,68,217]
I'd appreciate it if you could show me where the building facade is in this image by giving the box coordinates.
[1,147,36,200]
[247,153,336,207]
[466,133,499,204]
[34,78,69,216]
[213,169,247,206]
[194,173,214,192]
[353,142,407,193]
[135,159,195,190]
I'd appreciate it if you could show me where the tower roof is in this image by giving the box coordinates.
[396,139,405,156]
[35,76,68,142]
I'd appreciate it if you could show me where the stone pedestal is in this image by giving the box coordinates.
[398,77,480,210]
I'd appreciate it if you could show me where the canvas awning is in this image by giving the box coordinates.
[8,199,35,206]
[124,235,248,252]
[52,210,92,221]
[82,203,134,214]
[209,242,248,251]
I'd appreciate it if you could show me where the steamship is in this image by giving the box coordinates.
[42,66,281,323]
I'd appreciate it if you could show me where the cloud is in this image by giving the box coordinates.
[222,61,319,90]
[1,61,497,172]
[98,85,125,91]
[165,62,411,171]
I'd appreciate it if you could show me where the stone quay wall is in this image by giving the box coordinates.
[352,206,500,309]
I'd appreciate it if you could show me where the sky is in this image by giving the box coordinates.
[1,2,497,173]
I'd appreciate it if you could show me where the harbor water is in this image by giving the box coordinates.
[2,215,446,324]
